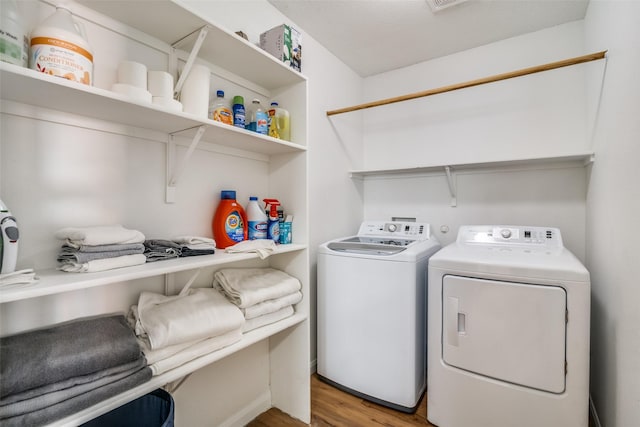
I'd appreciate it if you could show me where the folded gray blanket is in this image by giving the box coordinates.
[143,239,182,262]
[62,243,146,253]
[0,356,147,419]
[57,244,145,263]
[1,365,152,427]
[179,247,215,257]
[0,314,141,397]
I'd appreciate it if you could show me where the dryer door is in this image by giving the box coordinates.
[442,275,567,393]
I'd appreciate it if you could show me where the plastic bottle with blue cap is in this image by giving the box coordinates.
[212,190,247,249]
[246,196,268,240]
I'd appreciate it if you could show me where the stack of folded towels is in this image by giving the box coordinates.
[0,314,151,427]
[128,288,244,376]
[56,225,146,273]
[143,236,216,263]
[213,268,302,333]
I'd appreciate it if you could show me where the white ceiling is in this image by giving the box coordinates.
[268,0,590,77]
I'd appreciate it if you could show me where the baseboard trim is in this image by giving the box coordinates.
[590,394,603,427]
[218,390,272,427]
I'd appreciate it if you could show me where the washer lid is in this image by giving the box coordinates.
[327,237,410,255]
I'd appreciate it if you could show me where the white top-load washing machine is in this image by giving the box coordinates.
[427,225,590,427]
[317,221,441,412]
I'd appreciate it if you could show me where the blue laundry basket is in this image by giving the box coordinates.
[81,389,174,427]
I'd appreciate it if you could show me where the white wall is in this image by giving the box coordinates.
[359,21,592,256]
[584,1,640,426]
[184,0,364,369]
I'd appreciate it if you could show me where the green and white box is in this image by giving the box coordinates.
[259,24,302,72]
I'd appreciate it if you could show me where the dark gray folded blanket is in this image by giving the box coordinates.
[143,239,181,262]
[1,365,152,427]
[0,356,147,419]
[0,314,141,398]
[179,247,215,257]
[57,243,145,263]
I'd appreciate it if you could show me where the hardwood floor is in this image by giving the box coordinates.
[247,374,435,426]
[248,374,597,427]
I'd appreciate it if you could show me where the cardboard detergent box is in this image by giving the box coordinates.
[259,24,302,72]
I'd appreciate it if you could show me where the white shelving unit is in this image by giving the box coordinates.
[348,152,595,179]
[0,244,307,304]
[350,153,594,207]
[0,0,310,425]
[0,64,305,156]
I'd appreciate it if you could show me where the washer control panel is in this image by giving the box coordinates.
[458,225,563,248]
[358,221,431,240]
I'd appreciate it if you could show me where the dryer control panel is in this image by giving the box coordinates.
[457,225,563,248]
[358,221,431,240]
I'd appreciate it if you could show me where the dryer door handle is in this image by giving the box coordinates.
[446,296,461,347]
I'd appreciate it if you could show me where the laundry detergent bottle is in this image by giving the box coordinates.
[212,190,247,248]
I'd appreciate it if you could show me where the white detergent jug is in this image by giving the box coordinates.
[30,4,93,85]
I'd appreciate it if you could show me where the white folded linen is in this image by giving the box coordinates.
[213,268,302,309]
[242,291,303,320]
[0,269,39,287]
[224,239,276,259]
[146,328,242,376]
[131,288,244,350]
[55,225,145,247]
[242,306,294,333]
[171,236,216,246]
[58,254,147,273]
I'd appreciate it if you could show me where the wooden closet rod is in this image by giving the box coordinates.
[326,50,607,116]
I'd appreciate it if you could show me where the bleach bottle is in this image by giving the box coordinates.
[212,190,247,248]
[246,196,267,240]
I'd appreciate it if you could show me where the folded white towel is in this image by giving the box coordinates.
[132,288,244,350]
[242,305,294,333]
[172,236,216,246]
[55,225,145,247]
[58,253,147,273]
[224,239,276,259]
[0,269,39,288]
[147,328,242,376]
[213,267,302,309]
[242,291,303,320]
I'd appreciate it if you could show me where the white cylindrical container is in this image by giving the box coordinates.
[30,4,93,85]
[148,70,174,98]
[152,96,182,112]
[117,60,147,88]
[0,0,28,67]
[246,196,268,240]
[111,83,152,103]
[180,64,210,118]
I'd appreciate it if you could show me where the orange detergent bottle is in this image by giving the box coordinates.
[212,190,247,248]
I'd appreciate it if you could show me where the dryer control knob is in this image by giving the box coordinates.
[500,229,512,239]
[388,224,397,232]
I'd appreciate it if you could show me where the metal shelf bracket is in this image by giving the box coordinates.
[166,125,206,203]
[173,26,210,96]
[445,166,457,207]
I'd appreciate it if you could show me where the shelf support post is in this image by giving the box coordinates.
[166,125,206,203]
[445,166,457,207]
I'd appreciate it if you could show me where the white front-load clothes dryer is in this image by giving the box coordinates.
[317,221,441,412]
[427,225,590,427]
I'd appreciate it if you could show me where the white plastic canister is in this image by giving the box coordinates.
[30,5,93,85]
